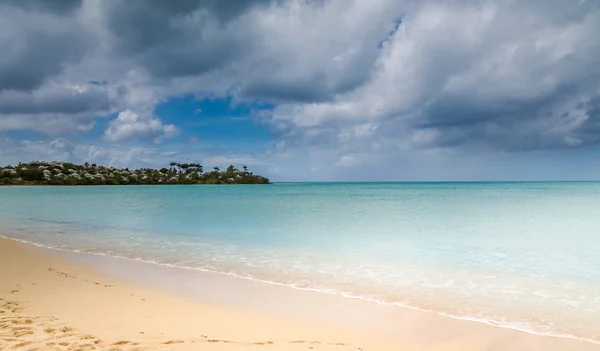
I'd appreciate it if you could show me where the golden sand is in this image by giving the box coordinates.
[1,236,598,351]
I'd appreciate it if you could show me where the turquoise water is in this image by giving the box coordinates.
[1,183,599,342]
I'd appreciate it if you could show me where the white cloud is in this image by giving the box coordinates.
[103,109,179,143]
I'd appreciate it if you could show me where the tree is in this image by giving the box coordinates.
[19,169,45,182]
[0,161,270,186]
[243,165,248,173]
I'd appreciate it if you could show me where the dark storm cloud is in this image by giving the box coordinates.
[104,0,273,78]
[0,0,392,112]
[0,0,82,13]
[413,83,581,150]
[100,0,390,100]
[0,32,91,92]
[576,96,600,144]
[240,73,367,103]
[0,0,92,92]
[412,74,600,152]
[0,85,110,115]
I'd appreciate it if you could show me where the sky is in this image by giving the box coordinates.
[1,0,600,181]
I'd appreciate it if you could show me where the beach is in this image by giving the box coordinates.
[1,236,599,351]
[0,236,397,351]
[3,0,599,348]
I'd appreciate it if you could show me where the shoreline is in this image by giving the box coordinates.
[1,235,599,350]
[7,234,597,345]
[0,236,400,351]
[0,183,274,187]
[3,233,598,345]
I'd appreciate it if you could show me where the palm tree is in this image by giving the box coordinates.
[169,162,177,173]
[243,165,248,173]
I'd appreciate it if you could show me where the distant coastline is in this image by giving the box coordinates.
[0,161,270,185]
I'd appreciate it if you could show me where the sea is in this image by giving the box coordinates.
[0,182,599,343]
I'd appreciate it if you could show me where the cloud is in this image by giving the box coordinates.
[0,81,112,134]
[0,137,77,164]
[100,0,266,79]
[0,1,113,136]
[264,0,600,154]
[2,0,82,13]
[103,109,180,143]
[2,0,600,180]
[231,0,403,102]
[0,136,165,168]
[0,0,92,91]
[84,0,407,103]
[0,83,109,115]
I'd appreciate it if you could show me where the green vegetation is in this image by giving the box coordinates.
[0,161,270,186]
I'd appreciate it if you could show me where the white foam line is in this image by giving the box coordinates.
[1,234,598,346]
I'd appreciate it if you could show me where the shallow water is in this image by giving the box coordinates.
[1,183,599,342]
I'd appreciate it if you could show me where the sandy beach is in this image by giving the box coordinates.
[1,236,599,351]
